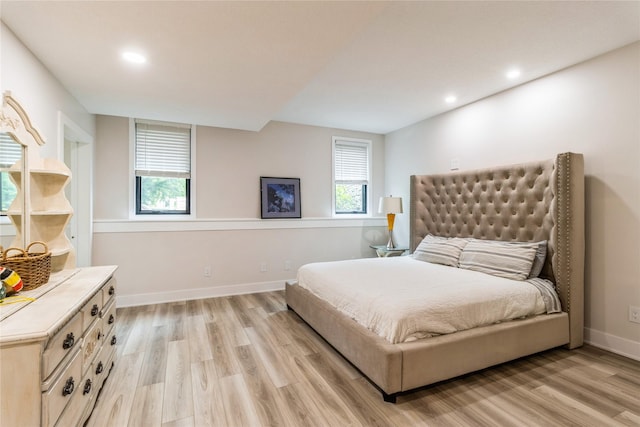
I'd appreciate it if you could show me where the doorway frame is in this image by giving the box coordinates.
[57,112,93,267]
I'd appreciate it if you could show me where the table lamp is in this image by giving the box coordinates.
[378,196,403,249]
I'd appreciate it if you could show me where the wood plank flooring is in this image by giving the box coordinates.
[87,291,640,427]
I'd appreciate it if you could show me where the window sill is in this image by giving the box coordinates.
[129,213,195,221]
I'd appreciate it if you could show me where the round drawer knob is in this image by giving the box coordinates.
[62,377,75,396]
[108,286,115,295]
[91,304,99,316]
[111,335,117,346]
[96,361,104,375]
[108,314,115,325]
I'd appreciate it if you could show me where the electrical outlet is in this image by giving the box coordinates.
[204,266,211,277]
[450,158,460,171]
[630,306,640,324]
[284,260,292,271]
[260,262,268,272]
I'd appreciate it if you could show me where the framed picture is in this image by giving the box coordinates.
[260,177,301,219]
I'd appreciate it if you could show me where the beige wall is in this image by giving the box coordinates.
[93,116,387,305]
[92,225,384,306]
[196,122,384,218]
[385,42,640,358]
[94,118,385,219]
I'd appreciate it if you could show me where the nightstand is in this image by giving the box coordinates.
[370,245,409,257]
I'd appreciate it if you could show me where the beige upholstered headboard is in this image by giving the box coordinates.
[410,153,584,348]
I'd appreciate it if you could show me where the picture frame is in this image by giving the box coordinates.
[260,177,301,219]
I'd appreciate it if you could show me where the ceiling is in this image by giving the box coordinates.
[2,1,639,134]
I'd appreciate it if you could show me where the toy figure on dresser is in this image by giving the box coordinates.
[0,266,23,300]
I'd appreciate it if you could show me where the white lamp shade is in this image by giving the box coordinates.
[378,196,403,214]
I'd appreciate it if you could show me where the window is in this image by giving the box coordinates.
[333,137,371,215]
[135,119,192,215]
[0,133,21,214]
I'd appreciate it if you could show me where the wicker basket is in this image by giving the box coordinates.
[0,241,52,290]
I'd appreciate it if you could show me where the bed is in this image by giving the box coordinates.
[285,152,584,403]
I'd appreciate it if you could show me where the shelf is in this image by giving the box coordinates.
[29,219,73,244]
[51,250,75,272]
[2,94,76,272]
[30,168,71,177]
[50,247,72,257]
[31,211,73,216]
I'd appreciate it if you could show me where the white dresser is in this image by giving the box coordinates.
[0,265,118,427]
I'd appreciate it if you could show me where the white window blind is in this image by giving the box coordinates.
[334,140,369,184]
[135,120,191,178]
[0,133,22,168]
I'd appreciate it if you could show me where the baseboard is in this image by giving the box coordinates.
[584,327,640,361]
[116,280,288,308]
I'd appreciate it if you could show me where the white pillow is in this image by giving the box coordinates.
[464,238,547,279]
[413,235,468,267]
[459,240,538,280]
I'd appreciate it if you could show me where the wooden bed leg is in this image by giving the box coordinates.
[382,391,397,404]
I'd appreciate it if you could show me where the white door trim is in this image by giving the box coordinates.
[57,112,93,267]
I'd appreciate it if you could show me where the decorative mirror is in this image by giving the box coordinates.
[0,132,21,217]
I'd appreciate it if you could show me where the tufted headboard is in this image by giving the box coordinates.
[410,152,584,348]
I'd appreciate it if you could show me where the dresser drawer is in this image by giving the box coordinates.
[42,313,82,381]
[101,298,117,335]
[54,370,93,427]
[82,318,103,374]
[94,332,116,388]
[102,277,116,306]
[81,291,103,332]
[42,348,82,427]
[105,323,118,352]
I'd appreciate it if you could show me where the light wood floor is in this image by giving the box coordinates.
[86,291,640,427]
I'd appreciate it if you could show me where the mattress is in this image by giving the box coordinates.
[296,257,553,344]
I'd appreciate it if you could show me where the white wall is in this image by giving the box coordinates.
[0,23,94,157]
[92,116,387,305]
[385,42,640,359]
[0,23,94,246]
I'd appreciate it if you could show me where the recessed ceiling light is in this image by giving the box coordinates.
[122,51,147,64]
[445,95,457,104]
[506,69,521,80]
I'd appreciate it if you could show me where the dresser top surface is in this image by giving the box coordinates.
[0,265,117,344]
[0,269,79,322]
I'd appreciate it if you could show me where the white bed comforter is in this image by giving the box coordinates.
[296,257,547,344]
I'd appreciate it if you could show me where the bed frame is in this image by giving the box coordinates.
[286,152,584,403]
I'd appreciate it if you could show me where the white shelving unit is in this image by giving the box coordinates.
[2,92,76,271]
